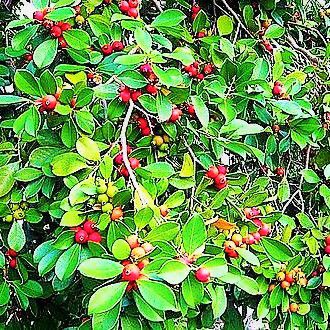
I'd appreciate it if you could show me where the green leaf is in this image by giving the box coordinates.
[55,244,81,280]
[158,260,190,284]
[182,214,207,254]
[112,239,131,260]
[88,282,128,314]
[236,276,259,295]
[12,25,39,51]
[264,24,285,39]
[14,280,43,298]
[202,257,228,277]
[296,213,314,229]
[78,258,123,279]
[14,70,40,97]
[0,95,29,105]
[14,167,43,182]
[135,28,152,53]
[134,207,154,229]
[0,282,10,306]
[60,210,83,226]
[33,39,58,68]
[137,280,177,311]
[51,152,88,176]
[145,222,180,242]
[164,190,185,208]
[133,292,164,322]
[0,163,19,197]
[153,66,183,87]
[117,70,148,88]
[164,47,194,66]
[8,221,26,252]
[151,9,186,28]
[301,169,321,184]
[45,7,75,21]
[191,95,209,128]
[210,285,227,318]
[76,136,100,161]
[261,237,293,262]
[217,15,234,35]
[143,162,175,178]
[270,285,283,308]
[63,29,91,50]
[182,274,204,307]
[180,153,194,177]
[114,54,147,65]
[236,248,260,266]
[278,178,290,203]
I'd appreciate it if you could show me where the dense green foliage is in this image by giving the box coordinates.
[0,0,330,329]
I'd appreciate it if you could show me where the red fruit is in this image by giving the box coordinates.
[275,167,285,176]
[285,272,295,284]
[120,90,131,103]
[141,242,153,253]
[146,84,158,95]
[243,234,255,245]
[141,127,151,136]
[114,154,124,165]
[122,264,140,281]
[197,31,206,38]
[259,224,271,237]
[33,11,44,21]
[214,174,226,186]
[192,5,201,13]
[58,37,68,48]
[111,207,123,221]
[196,73,205,80]
[160,205,169,217]
[126,281,138,292]
[75,229,89,244]
[252,232,261,242]
[131,90,142,102]
[215,181,227,190]
[325,236,330,245]
[112,41,124,52]
[140,63,153,74]
[128,0,139,8]
[217,165,227,175]
[9,259,17,269]
[204,64,214,75]
[129,157,140,169]
[131,246,146,259]
[272,124,280,133]
[83,220,97,234]
[325,245,330,255]
[312,271,318,277]
[24,54,33,62]
[120,167,129,177]
[50,26,62,38]
[264,41,273,52]
[119,0,130,12]
[121,260,131,266]
[280,280,291,290]
[169,108,182,122]
[42,20,54,29]
[137,259,149,269]
[187,104,195,116]
[227,249,239,258]
[101,44,113,56]
[70,226,80,232]
[206,166,219,179]
[272,84,283,96]
[61,22,71,31]
[184,65,192,73]
[7,249,18,258]
[87,72,94,80]
[42,95,57,111]
[128,7,138,18]
[137,117,148,129]
[74,5,81,13]
[188,66,198,77]
[191,13,197,20]
[224,240,236,253]
[195,267,210,283]
[126,235,140,249]
[70,98,76,108]
[88,232,102,243]
[253,218,263,227]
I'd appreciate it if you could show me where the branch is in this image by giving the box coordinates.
[286,35,319,64]
[152,0,163,12]
[120,100,148,206]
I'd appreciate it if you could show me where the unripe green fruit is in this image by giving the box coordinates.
[196,206,203,213]
[106,184,118,198]
[159,143,169,151]
[153,136,164,147]
[97,194,109,204]
[96,184,107,194]
[102,203,113,213]
[13,209,25,220]
[88,197,96,206]
[11,203,20,211]
[20,201,29,210]
[5,215,13,222]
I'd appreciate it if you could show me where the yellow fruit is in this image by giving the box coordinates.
[106,184,118,198]
[75,15,85,24]
[13,209,25,220]
[163,135,170,143]
[20,201,29,210]
[4,215,13,222]
[97,194,109,204]
[153,136,164,146]
[11,203,20,211]
[102,203,113,213]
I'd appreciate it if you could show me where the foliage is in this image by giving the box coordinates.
[0,0,330,329]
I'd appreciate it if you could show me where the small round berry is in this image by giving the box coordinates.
[33,11,44,21]
[101,44,113,56]
[83,220,97,234]
[111,207,124,221]
[9,259,17,269]
[206,166,219,179]
[42,95,57,111]
[119,0,130,12]
[129,157,140,169]
[50,25,62,38]
[160,205,169,217]
[75,229,89,244]
[128,0,139,8]
[146,84,158,95]
[141,242,153,253]
[195,267,210,283]
[169,108,182,122]
[88,232,102,243]
[7,249,18,258]
[122,264,140,281]
[126,235,140,249]
[112,41,124,52]
[131,246,146,259]
[128,7,138,18]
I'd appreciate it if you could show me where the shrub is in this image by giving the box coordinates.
[0,0,329,329]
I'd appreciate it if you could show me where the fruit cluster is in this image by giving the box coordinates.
[311,264,325,277]
[101,41,124,56]
[126,235,154,260]
[136,116,151,136]
[139,64,159,95]
[270,266,308,291]
[244,207,271,239]
[258,19,274,52]
[119,0,140,18]
[152,134,170,152]
[191,4,201,20]
[184,61,214,80]
[6,249,18,269]
[3,202,28,222]
[224,233,245,259]
[323,235,330,255]
[72,220,102,244]
[206,165,228,190]
[119,85,142,103]
[114,145,141,177]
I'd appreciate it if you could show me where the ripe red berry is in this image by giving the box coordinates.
[120,167,129,177]
[141,242,153,253]
[169,108,182,122]
[243,234,255,245]
[197,31,206,38]
[101,44,113,56]
[275,167,285,176]
[217,165,227,175]
[9,259,17,269]
[111,207,124,221]
[50,26,62,38]
[214,174,226,186]
[204,64,214,75]
[128,7,138,18]
[285,272,295,284]
[58,37,68,48]
[159,205,169,217]
[325,245,330,255]
[24,53,33,62]
[75,229,89,244]
[112,41,124,52]
[122,264,140,281]
[140,63,153,74]
[273,84,283,96]
[195,267,210,283]
[88,232,102,243]
[114,154,124,165]
[192,5,201,13]
[61,22,71,31]
[227,249,239,258]
[258,224,271,237]
[197,73,205,80]
[42,95,57,111]
[252,232,261,242]
[188,67,198,77]
[33,11,44,21]
[206,166,219,179]
[325,236,330,245]
[126,235,140,249]
[187,104,195,116]
[7,249,18,257]
[119,1,130,12]
[83,220,97,234]
[128,0,139,8]
[129,157,140,169]
[146,84,158,95]
[141,127,151,136]
[131,90,142,102]
[120,89,131,103]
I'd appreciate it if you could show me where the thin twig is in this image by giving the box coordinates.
[286,35,318,64]
[120,100,148,206]
[152,0,163,12]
